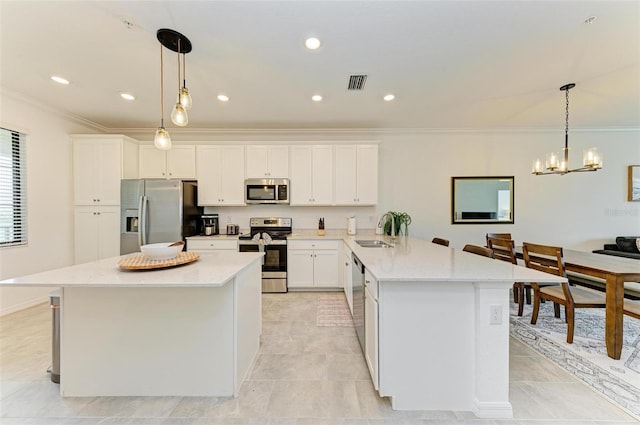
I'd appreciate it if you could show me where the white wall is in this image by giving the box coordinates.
[0,92,97,315]
[1,94,638,315]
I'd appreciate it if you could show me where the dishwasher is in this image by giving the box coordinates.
[352,254,366,354]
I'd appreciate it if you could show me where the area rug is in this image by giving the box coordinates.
[510,300,640,420]
[316,295,354,327]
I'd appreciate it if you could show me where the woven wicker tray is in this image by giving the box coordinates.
[118,252,200,270]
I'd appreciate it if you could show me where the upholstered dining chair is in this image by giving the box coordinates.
[524,242,607,344]
[432,237,450,247]
[462,244,494,258]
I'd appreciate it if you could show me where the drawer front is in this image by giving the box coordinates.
[364,268,378,300]
[288,239,340,250]
[187,239,238,251]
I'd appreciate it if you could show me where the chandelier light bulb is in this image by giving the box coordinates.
[171,102,188,126]
[154,127,172,150]
[179,87,192,110]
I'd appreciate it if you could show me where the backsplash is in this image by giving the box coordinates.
[203,205,379,231]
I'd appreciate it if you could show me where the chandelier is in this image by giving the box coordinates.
[154,29,192,150]
[532,83,603,175]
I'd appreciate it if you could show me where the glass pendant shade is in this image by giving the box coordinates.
[583,147,603,169]
[171,102,188,126]
[154,127,172,150]
[179,87,192,110]
[532,159,543,174]
[546,152,560,170]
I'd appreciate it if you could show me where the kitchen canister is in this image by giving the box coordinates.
[347,216,357,235]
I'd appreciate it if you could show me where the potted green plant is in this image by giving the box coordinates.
[383,211,412,236]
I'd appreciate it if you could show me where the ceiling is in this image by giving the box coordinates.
[1,1,639,132]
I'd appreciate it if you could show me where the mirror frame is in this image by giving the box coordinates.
[451,176,514,224]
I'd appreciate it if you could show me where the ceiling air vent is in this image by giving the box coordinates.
[348,74,367,90]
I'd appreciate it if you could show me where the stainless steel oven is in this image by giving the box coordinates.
[238,218,291,293]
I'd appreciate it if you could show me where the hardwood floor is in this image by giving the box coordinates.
[0,292,636,424]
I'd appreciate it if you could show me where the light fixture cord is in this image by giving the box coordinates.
[182,52,186,87]
[564,86,570,163]
[160,42,165,127]
[177,39,181,94]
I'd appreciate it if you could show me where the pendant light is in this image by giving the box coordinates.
[532,83,603,175]
[171,38,188,126]
[154,40,171,150]
[154,29,192,149]
[179,52,192,110]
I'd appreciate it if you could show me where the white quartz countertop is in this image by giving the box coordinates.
[0,252,264,288]
[343,235,567,284]
[186,234,242,240]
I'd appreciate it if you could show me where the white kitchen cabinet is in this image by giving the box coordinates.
[245,145,289,178]
[139,145,196,179]
[334,144,378,205]
[289,145,333,205]
[196,146,245,206]
[287,240,340,288]
[186,238,238,252]
[74,206,120,264]
[72,135,138,206]
[343,243,353,315]
[364,268,378,390]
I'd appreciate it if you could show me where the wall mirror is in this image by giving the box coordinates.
[451,176,514,224]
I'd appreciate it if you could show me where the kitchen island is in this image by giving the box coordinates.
[341,235,566,419]
[0,251,263,398]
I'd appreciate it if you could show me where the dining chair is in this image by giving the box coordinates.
[624,299,640,319]
[524,242,607,344]
[462,244,494,258]
[432,237,450,247]
[486,236,529,313]
[485,233,512,245]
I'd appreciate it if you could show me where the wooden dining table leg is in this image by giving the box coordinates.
[605,274,624,360]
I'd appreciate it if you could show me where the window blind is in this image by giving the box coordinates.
[0,127,27,246]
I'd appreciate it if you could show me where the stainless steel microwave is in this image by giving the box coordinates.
[245,178,289,204]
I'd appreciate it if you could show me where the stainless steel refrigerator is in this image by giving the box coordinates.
[120,179,203,255]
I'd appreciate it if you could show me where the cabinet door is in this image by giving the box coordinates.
[74,207,99,264]
[343,250,353,314]
[311,145,333,205]
[97,207,120,259]
[334,145,357,205]
[218,146,245,205]
[289,146,313,205]
[364,285,379,390]
[314,249,339,287]
[245,146,269,178]
[97,142,122,205]
[196,146,222,205]
[139,146,167,178]
[73,140,121,205]
[287,249,315,288]
[356,145,378,205]
[167,145,196,179]
[267,145,289,178]
[73,142,99,205]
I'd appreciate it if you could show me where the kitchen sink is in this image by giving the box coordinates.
[355,240,394,248]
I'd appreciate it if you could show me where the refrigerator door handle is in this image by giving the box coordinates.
[139,195,148,247]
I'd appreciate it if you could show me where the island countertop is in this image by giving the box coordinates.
[0,251,264,288]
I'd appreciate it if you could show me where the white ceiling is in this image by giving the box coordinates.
[1,0,639,132]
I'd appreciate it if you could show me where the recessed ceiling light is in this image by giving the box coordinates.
[305,37,321,50]
[383,94,395,101]
[51,75,70,85]
[217,94,229,102]
[312,95,322,102]
[120,93,135,101]
[585,16,597,24]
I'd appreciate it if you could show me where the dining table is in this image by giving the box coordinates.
[516,247,640,360]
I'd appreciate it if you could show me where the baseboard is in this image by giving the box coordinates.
[0,295,49,317]
[472,398,513,418]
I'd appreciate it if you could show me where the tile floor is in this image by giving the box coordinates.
[0,291,637,424]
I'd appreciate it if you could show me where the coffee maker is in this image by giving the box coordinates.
[201,214,219,236]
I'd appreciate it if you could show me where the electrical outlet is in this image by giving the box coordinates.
[490,305,502,325]
[227,216,232,224]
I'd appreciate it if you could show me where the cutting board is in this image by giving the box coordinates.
[118,252,200,270]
